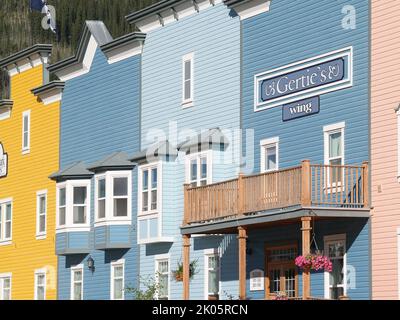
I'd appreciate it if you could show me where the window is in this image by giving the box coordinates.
[111,260,125,300]
[36,190,47,238]
[324,234,346,299]
[34,270,46,300]
[182,52,194,107]
[156,257,169,300]
[0,274,11,300]
[186,151,212,187]
[205,250,220,298]
[71,266,83,300]
[22,110,31,153]
[260,137,279,172]
[56,180,90,231]
[140,166,158,214]
[250,269,264,291]
[324,122,345,186]
[95,172,132,224]
[0,199,12,244]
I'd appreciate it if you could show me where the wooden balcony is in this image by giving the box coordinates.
[183,160,369,225]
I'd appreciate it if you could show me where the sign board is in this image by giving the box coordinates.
[282,97,320,121]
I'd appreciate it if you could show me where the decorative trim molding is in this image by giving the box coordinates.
[225,0,271,20]
[31,81,65,105]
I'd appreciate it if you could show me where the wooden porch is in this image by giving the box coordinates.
[181,160,369,300]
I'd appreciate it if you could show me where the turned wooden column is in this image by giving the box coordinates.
[238,226,247,300]
[301,217,312,299]
[182,234,191,300]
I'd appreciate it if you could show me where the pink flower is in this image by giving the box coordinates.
[295,254,332,272]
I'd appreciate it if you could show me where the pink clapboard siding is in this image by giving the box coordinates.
[371,0,400,300]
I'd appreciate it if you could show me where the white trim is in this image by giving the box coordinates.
[0,198,13,244]
[110,259,125,300]
[36,189,47,239]
[232,0,271,20]
[324,234,347,299]
[185,149,213,186]
[254,47,353,111]
[106,42,144,64]
[155,254,170,300]
[22,110,31,154]
[182,52,194,107]
[260,137,279,173]
[34,268,47,300]
[137,236,174,245]
[204,248,221,300]
[56,180,91,232]
[0,272,12,300]
[323,122,345,133]
[249,269,264,291]
[70,264,84,300]
[38,90,63,105]
[0,106,11,121]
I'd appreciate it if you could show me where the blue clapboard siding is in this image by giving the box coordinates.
[57,48,141,299]
[241,0,370,299]
[139,3,241,299]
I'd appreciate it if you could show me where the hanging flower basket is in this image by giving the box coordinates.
[172,259,199,282]
[272,291,289,300]
[295,254,332,272]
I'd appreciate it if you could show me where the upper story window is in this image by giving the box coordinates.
[95,171,132,225]
[0,198,12,244]
[324,122,345,186]
[260,137,279,173]
[36,190,47,239]
[0,273,11,300]
[182,52,194,108]
[186,150,212,187]
[56,180,90,231]
[22,110,31,154]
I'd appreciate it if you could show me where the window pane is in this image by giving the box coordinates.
[6,204,11,220]
[114,279,123,299]
[98,179,106,198]
[142,170,148,190]
[151,190,157,210]
[266,146,277,170]
[23,114,29,130]
[190,159,197,182]
[5,221,11,238]
[159,274,168,298]
[114,266,123,278]
[200,157,207,179]
[328,242,345,258]
[114,177,128,196]
[37,286,45,300]
[74,283,82,300]
[74,270,82,281]
[329,132,342,158]
[208,270,219,294]
[158,261,168,273]
[4,278,10,289]
[142,192,148,211]
[114,198,127,217]
[184,80,191,100]
[39,215,46,232]
[151,168,157,189]
[39,196,46,214]
[98,199,106,219]
[3,289,10,300]
[59,188,66,206]
[59,208,66,225]
[37,274,45,285]
[73,187,86,205]
[73,206,86,224]
[184,60,191,80]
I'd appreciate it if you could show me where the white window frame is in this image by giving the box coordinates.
[70,264,83,300]
[204,248,221,299]
[260,137,279,173]
[0,198,12,245]
[324,234,347,299]
[94,171,132,226]
[34,269,47,300]
[36,190,47,239]
[155,254,170,300]
[250,269,265,291]
[185,150,213,187]
[110,259,125,300]
[0,273,11,300]
[182,52,194,108]
[324,122,345,190]
[56,180,91,232]
[22,110,31,154]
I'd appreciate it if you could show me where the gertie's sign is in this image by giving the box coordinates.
[0,143,7,178]
[282,97,319,121]
[255,47,353,110]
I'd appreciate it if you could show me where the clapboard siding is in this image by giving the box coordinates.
[370,0,400,300]
[57,47,140,299]
[241,0,370,299]
[139,3,241,300]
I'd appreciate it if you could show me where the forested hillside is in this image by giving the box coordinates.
[0,0,156,97]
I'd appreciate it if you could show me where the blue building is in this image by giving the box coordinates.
[48,21,145,299]
[180,0,371,300]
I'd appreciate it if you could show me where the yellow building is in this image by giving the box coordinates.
[0,45,63,300]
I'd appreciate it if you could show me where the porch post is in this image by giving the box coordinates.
[301,160,311,206]
[238,226,247,300]
[362,161,369,207]
[182,234,191,300]
[301,216,312,299]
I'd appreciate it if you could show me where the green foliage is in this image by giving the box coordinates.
[125,274,163,300]
[172,259,199,281]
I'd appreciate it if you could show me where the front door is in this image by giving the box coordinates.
[265,245,298,299]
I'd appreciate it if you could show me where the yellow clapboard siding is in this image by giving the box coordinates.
[0,65,59,300]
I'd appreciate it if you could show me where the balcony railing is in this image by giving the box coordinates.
[183,160,369,225]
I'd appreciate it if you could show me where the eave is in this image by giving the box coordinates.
[31,81,65,105]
